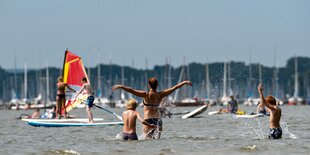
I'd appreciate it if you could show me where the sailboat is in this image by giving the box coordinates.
[243,63,261,106]
[23,50,124,126]
[11,62,34,110]
[173,58,204,106]
[115,65,127,108]
[220,61,231,105]
[288,56,304,105]
[9,52,21,107]
[205,62,216,106]
[11,62,54,110]
[62,50,90,112]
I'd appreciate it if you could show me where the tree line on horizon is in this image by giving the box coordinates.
[0,56,309,102]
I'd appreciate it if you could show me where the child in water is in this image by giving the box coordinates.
[122,99,156,140]
[258,84,282,139]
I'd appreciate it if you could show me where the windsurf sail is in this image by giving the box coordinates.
[62,50,89,113]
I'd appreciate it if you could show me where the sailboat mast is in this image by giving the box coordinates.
[273,48,279,97]
[14,51,17,93]
[186,57,191,98]
[205,62,210,99]
[96,49,101,98]
[259,64,262,85]
[223,62,227,97]
[46,62,49,102]
[228,61,232,96]
[168,57,172,88]
[249,47,252,97]
[24,62,27,99]
[62,49,68,77]
[173,63,185,102]
[294,56,298,97]
[145,58,148,90]
[121,65,125,100]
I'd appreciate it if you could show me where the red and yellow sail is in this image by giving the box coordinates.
[62,50,89,113]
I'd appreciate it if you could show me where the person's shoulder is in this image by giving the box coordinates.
[123,110,128,114]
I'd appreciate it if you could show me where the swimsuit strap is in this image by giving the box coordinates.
[143,100,160,107]
[143,92,160,107]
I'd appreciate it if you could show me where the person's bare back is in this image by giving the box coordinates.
[143,91,162,119]
[269,105,281,128]
[122,110,139,133]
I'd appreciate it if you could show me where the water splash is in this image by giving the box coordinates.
[115,132,123,140]
[232,115,299,140]
[50,149,80,155]
[232,116,266,139]
[159,97,176,118]
[240,145,258,152]
[137,125,162,140]
[280,121,299,139]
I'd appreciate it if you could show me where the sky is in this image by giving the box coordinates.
[0,0,309,70]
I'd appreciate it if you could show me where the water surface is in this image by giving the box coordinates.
[0,105,309,155]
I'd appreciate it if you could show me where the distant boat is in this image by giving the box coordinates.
[10,103,55,110]
[288,56,304,105]
[172,59,205,106]
[173,98,206,106]
[243,63,261,106]
[220,61,231,105]
[205,62,217,106]
[10,62,55,110]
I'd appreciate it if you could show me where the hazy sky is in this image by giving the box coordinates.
[0,0,309,70]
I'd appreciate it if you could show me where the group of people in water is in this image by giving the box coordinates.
[27,75,282,140]
[112,77,282,140]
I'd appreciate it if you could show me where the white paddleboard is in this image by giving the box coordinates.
[22,118,104,122]
[235,114,264,118]
[208,111,220,115]
[181,104,208,119]
[27,120,123,127]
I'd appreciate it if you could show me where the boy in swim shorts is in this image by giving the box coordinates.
[258,84,282,139]
[75,77,95,123]
[122,99,156,140]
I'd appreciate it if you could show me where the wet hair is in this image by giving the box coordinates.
[148,77,158,90]
[82,77,87,82]
[126,99,137,110]
[57,76,63,82]
[266,96,276,105]
[230,95,234,100]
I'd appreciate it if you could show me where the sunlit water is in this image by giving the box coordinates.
[0,105,309,155]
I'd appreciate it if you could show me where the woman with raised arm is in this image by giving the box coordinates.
[112,77,192,139]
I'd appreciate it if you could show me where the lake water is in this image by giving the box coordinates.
[0,105,309,155]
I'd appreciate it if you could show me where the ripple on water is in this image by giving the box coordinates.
[49,149,80,155]
[170,135,209,141]
[239,145,258,152]
[160,148,176,153]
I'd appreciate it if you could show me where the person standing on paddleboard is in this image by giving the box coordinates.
[56,76,76,119]
[75,77,95,123]
[112,77,192,139]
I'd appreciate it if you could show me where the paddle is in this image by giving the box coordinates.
[93,104,123,121]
